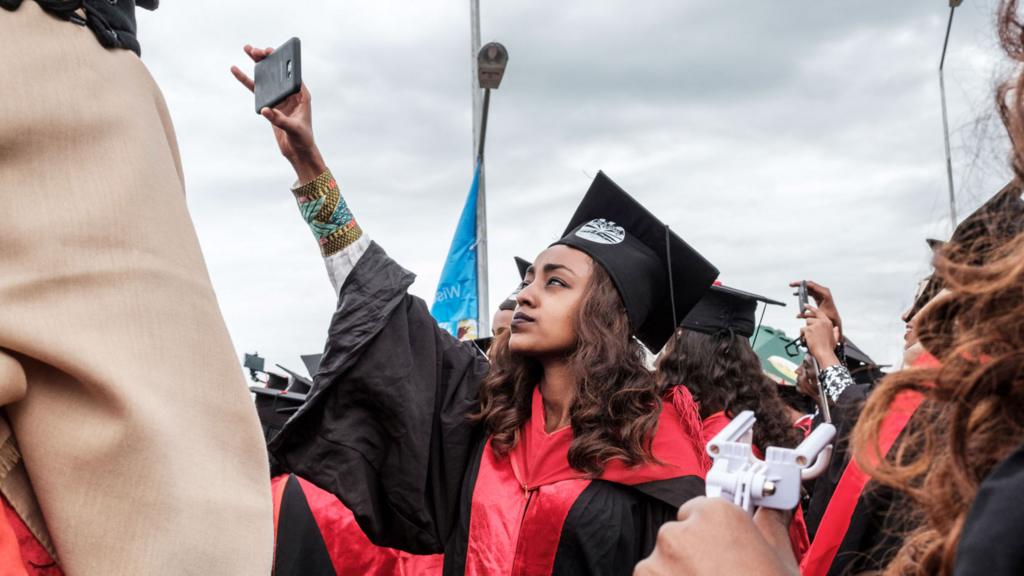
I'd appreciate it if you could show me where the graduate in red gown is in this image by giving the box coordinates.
[269,168,718,575]
[655,284,811,561]
[231,43,717,573]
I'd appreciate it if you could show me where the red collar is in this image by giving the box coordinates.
[508,386,708,490]
[915,350,940,368]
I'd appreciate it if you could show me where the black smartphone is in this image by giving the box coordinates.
[254,37,302,114]
[798,280,809,315]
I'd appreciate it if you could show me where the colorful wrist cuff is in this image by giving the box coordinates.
[292,169,363,257]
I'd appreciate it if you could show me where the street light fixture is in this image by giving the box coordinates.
[472,39,508,338]
[477,42,508,158]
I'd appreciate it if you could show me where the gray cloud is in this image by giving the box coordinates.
[138,0,1012,374]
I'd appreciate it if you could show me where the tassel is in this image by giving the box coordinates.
[669,385,712,473]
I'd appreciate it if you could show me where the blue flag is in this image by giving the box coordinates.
[431,163,480,340]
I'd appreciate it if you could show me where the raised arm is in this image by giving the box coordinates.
[231,45,368,293]
[232,47,489,553]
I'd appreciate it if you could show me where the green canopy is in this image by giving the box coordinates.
[750,325,804,387]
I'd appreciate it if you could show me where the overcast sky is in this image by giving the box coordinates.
[138,1,1013,376]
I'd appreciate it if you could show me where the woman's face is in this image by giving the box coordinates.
[509,245,593,357]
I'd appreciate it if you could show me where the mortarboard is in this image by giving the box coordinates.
[906,181,1024,321]
[515,256,531,280]
[552,171,719,351]
[681,284,785,339]
[301,354,323,381]
[472,337,494,355]
[250,366,309,441]
[499,256,533,312]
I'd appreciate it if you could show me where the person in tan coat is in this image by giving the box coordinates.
[0,2,273,573]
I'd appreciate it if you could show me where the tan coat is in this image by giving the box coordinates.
[0,3,273,574]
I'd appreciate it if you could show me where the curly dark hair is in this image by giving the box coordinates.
[471,262,663,476]
[656,328,802,451]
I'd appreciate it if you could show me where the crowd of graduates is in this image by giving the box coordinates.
[2,0,1024,575]
[238,3,1024,573]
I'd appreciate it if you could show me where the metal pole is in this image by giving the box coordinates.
[940,5,959,231]
[479,89,491,159]
[470,0,490,337]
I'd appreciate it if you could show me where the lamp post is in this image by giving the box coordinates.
[470,0,508,336]
[940,0,962,232]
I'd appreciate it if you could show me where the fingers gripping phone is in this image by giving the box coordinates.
[796,280,831,423]
[798,280,810,315]
[254,37,302,114]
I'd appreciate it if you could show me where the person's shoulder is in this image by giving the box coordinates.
[954,442,1024,575]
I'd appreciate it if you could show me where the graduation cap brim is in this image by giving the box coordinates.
[555,171,719,351]
[250,386,308,404]
[906,181,1024,321]
[949,181,1024,254]
[710,284,786,307]
[515,257,531,280]
[842,338,877,367]
[498,258,530,312]
[300,354,323,379]
[472,337,494,355]
[276,364,313,395]
[682,284,785,338]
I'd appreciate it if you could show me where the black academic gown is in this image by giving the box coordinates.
[269,242,706,576]
[954,441,1024,575]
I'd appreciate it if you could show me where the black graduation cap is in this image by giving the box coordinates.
[552,171,719,351]
[905,181,1024,321]
[515,256,531,279]
[276,364,313,396]
[472,337,494,355]
[842,337,888,386]
[250,385,308,404]
[499,257,533,312]
[250,382,307,442]
[681,283,785,338]
[300,354,323,380]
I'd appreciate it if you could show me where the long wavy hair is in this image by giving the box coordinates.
[471,262,663,476]
[850,3,1024,566]
[656,328,802,451]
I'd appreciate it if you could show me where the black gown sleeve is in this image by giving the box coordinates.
[954,442,1024,576]
[268,241,490,554]
[804,382,870,538]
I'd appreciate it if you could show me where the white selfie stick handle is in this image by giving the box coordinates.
[705,410,836,512]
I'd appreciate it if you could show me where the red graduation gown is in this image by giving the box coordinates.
[800,352,939,576]
[269,242,709,575]
[699,410,810,563]
[462,386,708,575]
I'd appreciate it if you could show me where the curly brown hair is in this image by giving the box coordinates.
[853,232,1024,576]
[471,262,663,476]
[655,328,803,451]
[849,4,1024,575]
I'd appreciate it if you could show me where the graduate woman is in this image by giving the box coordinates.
[654,284,810,561]
[233,46,718,575]
[655,284,803,451]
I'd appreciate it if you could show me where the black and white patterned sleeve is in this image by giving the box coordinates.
[818,364,854,404]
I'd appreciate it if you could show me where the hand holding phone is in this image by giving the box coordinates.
[230,42,325,182]
[794,280,832,422]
